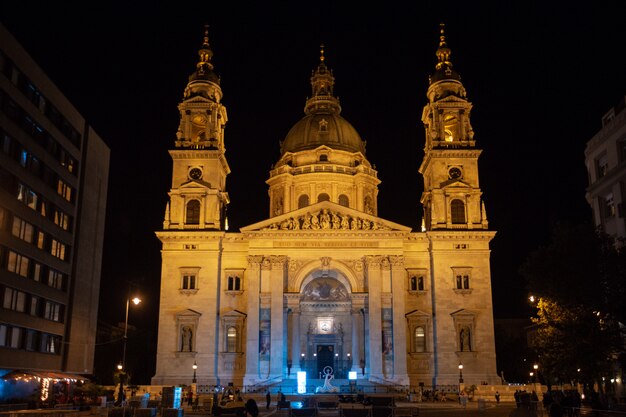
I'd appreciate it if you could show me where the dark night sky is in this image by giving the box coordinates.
[2,1,625,378]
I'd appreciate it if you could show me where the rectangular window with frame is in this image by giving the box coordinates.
[0,324,7,347]
[596,154,608,179]
[7,250,30,277]
[50,239,67,260]
[47,269,64,290]
[3,287,27,312]
[10,327,22,349]
[44,300,62,322]
[11,216,34,243]
[182,274,196,290]
[56,179,72,202]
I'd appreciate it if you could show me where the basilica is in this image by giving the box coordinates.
[151,26,498,389]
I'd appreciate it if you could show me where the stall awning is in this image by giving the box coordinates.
[2,370,90,382]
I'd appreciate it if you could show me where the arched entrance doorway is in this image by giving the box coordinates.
[298,273,353,379]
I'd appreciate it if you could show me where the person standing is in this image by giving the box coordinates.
[265,390,271,410]
[244,399,259,417]
[495,391,500,404]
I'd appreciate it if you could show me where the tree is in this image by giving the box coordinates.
[520,222,625,389]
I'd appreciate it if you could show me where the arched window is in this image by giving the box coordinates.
[227,326,237,352]
[451,199,465,224]
[317,193,330,203]
[298,194,309,209]
[338,194,349,207]
[415,327,426,353]
[186,200,200,224]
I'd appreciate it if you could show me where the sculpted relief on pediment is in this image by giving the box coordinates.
[262,208,391,231]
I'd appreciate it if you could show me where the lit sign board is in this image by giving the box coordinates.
[297,372,307,394]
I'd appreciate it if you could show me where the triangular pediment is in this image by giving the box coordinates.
[240,201,411,232]
[179,179,211,188]
[405,309,431,319]
[441,179,471,188]
[182,96,212,105]
[175,308,202,318]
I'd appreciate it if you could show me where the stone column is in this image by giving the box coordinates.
[285,294,301,374]
[351,307,361,373]
[390,256,409,385]
[243,256,262,386]
[365,256,383,379]
[269,256,286,378]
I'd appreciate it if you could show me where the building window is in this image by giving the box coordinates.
[12,216,34,243]
[10,327,23,349]
[414,327,426,352]
[338,194,349,207]
[186,200,200,224]
[298,194,309,208]
[596,154,608,178]
[409,276,425,291]
[29,296,39,316]
[43,301,62,322]
[451,199,466,224]
[3,287,27,312]
[53,209,70,230]
[40,333,59,354]
[182,274,196,290]
[7,250,30,277]
[56,179,72,202]
[455,274,470,289]
[47,269,64,290]
[317,193,330,203]
[0,324,7,347]
[603,193,616,218]
[227,276,241,291]
[227,326,237,352]
[50,239,67,260]
[319,154,328,162]
[24,329,37,351]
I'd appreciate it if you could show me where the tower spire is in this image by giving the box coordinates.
[197,24,214,73]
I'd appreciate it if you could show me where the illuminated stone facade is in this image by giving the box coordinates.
[152,27,498,388]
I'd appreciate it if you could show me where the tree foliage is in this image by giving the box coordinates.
[520,222,626,387]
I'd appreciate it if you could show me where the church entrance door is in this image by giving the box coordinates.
[316,345,334,377]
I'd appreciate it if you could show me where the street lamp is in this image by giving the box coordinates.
[121,296,142,370]
[458,363,464,384]
[533,364,539,391]
[192,361,198,383]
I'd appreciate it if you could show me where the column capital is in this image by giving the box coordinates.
[389,255,405,269]
[247,255,263,270]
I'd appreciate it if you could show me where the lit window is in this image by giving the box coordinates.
[12,217,34,243]
[414,327,426,352]
[44,301,62,322]
[56,179,72,202]
[227,326,237,352]
[3,288,26,312]
[7,251,30,277]
[50,239,67,260]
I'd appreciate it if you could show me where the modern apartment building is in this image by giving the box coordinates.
[0,23,109,376]
[585,95,626,240]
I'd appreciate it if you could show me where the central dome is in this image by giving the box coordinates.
[281,113,365,154]
[280,45,366,156]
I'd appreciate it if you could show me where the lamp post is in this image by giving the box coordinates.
[121,296,142,370]
[533,364,539,392]
[458,363,464,384]
[192,361,197,383]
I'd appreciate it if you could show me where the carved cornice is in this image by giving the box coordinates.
[426,231,496,241]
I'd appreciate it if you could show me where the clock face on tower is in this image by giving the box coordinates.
[449,167,462,179]
[189,168,203,180]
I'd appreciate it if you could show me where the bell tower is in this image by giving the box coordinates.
[419,24,488,231]
[163,26,230,230]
